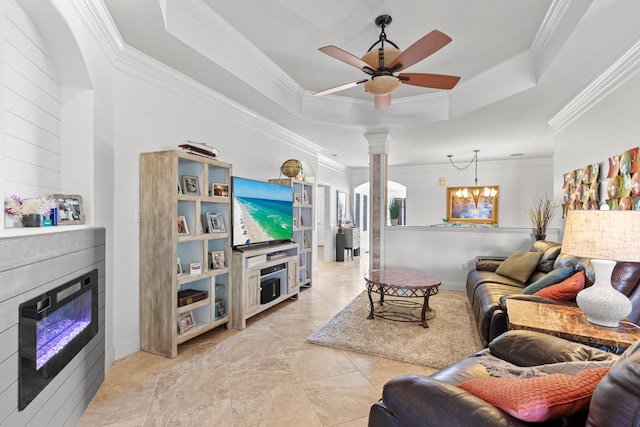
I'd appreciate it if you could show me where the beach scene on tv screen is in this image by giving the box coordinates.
[233,178,293,246]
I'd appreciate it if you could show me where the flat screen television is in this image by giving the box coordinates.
[232,177,293,248]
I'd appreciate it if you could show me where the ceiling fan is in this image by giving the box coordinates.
[312,15,460,109]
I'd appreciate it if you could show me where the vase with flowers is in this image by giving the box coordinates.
[527,195,558,240]
[4,195,57,227]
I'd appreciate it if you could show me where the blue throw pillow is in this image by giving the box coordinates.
[521,266,575,295]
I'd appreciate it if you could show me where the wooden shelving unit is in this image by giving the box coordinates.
[269,178,314,287]
[140,150,232,358]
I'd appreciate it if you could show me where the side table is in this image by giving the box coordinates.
[506,299,640,352]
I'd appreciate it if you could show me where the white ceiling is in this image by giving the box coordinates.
[103,0,640,168]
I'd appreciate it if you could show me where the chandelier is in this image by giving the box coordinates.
[447,150,498,206]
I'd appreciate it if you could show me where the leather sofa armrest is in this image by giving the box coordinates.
[489,308,508,343]
[380,374,527,427]
[489,330,615,366]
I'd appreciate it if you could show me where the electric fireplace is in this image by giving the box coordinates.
[19,269,99,410]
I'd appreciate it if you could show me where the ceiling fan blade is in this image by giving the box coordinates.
[388,30,452,72]
[374,94,392,109]
[312,79,368,97]
[319,46,375,74]
[398,73,460,90]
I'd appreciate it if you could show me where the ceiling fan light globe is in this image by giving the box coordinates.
[364,76,401,95]
[361,47,402,69]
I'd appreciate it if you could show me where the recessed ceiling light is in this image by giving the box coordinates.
[332,154,338,157]
[510,153,524,157]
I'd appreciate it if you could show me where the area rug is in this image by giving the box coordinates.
[307,291,480,369]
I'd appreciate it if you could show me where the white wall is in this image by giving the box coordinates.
[554,71,640,219]
[2,0,62,218]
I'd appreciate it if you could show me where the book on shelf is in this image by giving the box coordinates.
[178,141,219,159]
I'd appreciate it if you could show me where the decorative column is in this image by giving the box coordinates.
[364,132,390,270]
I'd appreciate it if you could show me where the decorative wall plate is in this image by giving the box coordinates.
[607,176,620,199]
[607,156,620,178]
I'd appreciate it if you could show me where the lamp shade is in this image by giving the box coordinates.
[562,210,640,262]
[562,210,640,327]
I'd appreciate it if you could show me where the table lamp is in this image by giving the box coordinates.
[561,210,640,327]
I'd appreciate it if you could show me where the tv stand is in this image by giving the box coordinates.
[230,241,299,329]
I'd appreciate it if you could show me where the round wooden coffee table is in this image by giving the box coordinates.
[365,270,441,328]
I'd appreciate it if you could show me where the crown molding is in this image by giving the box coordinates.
[115,45,321,156]
[318,154,349,174]
[548,37,640,133]
[70,0,123,60]
[530,0,572,58]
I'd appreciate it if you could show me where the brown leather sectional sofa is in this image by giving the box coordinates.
[369,330,640,426]
[465,240,640,346]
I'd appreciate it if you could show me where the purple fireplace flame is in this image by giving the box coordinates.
[36,291,92,370]
[19,269,98,410]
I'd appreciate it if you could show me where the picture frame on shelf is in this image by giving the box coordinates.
[51,194,85,225]
[189,262,201,275]
[177,257,184,276]
[292,217,297,227]
[211,251,225,269]
[207,212,226,233]
[177,311,195,334]
[178,179,183,194]
[294,192,301,204]
[214,299,225,318]
[302,234,309,249]
[211,183,229,197]
[177,216,189,235]
[181,175,200,195]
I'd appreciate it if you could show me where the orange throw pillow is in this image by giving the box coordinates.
[534,270,585,300]
[458,366,610,422]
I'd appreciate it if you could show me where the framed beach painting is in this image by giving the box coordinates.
[446,186,499,224]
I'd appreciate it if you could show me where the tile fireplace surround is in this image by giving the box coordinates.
[0,227,105,426]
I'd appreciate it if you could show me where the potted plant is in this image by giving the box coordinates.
[527,195,557,240]
[388,198,401,226]
[4,195,57,227]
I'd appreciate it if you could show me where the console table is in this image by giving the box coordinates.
[506,299,640,352]
[336,227,360,262]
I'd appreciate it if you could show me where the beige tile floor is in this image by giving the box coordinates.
[79,249,469,426]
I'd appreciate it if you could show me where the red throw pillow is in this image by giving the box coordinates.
[458,366,611,422]
[534,270,585,300]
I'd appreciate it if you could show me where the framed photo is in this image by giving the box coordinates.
[207,212,226,233]
[211,251,225,269]
[446,186,499,224]
[189,262,201,275]
[337,190,346,225]
[292,217,297,227]
[294,192,301,204]
[181,175,200,195]
[177,311,195,334]
[177,216,189,234]
[212,183,229,197]
[302,234,309,249]
[51,194,85,225]
[177,257,184,276]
